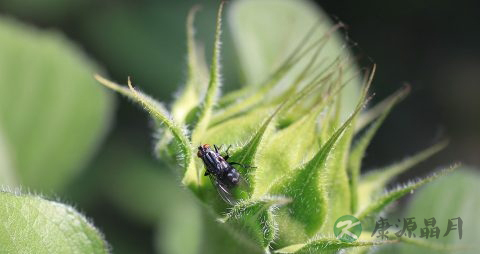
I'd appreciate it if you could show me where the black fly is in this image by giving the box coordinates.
[197,144,248,205]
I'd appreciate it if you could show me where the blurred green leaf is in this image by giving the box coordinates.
[397,168,480,254]
[357,141,448,212]
[155,203,202,254]
[0,190,108,253]
[275,238,389,254]
[0,128,16,185]
[0,18,113,192]
[0,0,91,23]
[98,142,196,225]
[356,164,459,221]
[93,140,203,254]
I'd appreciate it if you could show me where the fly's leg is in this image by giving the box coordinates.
[230,162,256,169]
[204,170,210,176]
[214,144,221,153]
[223,145,232,160]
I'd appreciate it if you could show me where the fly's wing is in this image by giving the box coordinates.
[233,171,251,200]
[208,174,236,205]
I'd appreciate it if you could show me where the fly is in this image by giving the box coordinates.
[197,144,249,205]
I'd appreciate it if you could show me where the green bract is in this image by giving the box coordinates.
[97,0,458,253]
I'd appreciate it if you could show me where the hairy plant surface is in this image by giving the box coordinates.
[97,0,457,253]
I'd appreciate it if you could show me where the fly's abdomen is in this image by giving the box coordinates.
[226,168,240,185]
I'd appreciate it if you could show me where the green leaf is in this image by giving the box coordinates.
[219,196,290,251]
[95,76,192,171]
[0,18,113,192]
[273,47,354,127]
[349,85,410,213]
[228,0,361,119]
[357,141,448,211]
[186,104,283,205]
[322,119,354,231]
[170,5,209,124]
[213,19,339,126]
[355,164,459,221]
[95,76,201,193]
[156,7,210,162]
[319,67,375,232]
[184,106,274,195]
[275,238,393,254]
[215,9,356,128]
[253,106,322,198]
[191,2,225,144]
[0,190,108,253]
[228,103,285,189]
[397,168,480,254]
[268,94,366,242]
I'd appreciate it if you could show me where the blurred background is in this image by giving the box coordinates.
[0,0,478,253]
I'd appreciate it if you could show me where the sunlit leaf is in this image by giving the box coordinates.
[213,18,341,126]
[0,190,108,253]
[268,96,365,242]
[228,103,285,189]
[253,107,321,197]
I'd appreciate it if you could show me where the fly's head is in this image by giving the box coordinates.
[197,144,211,158]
